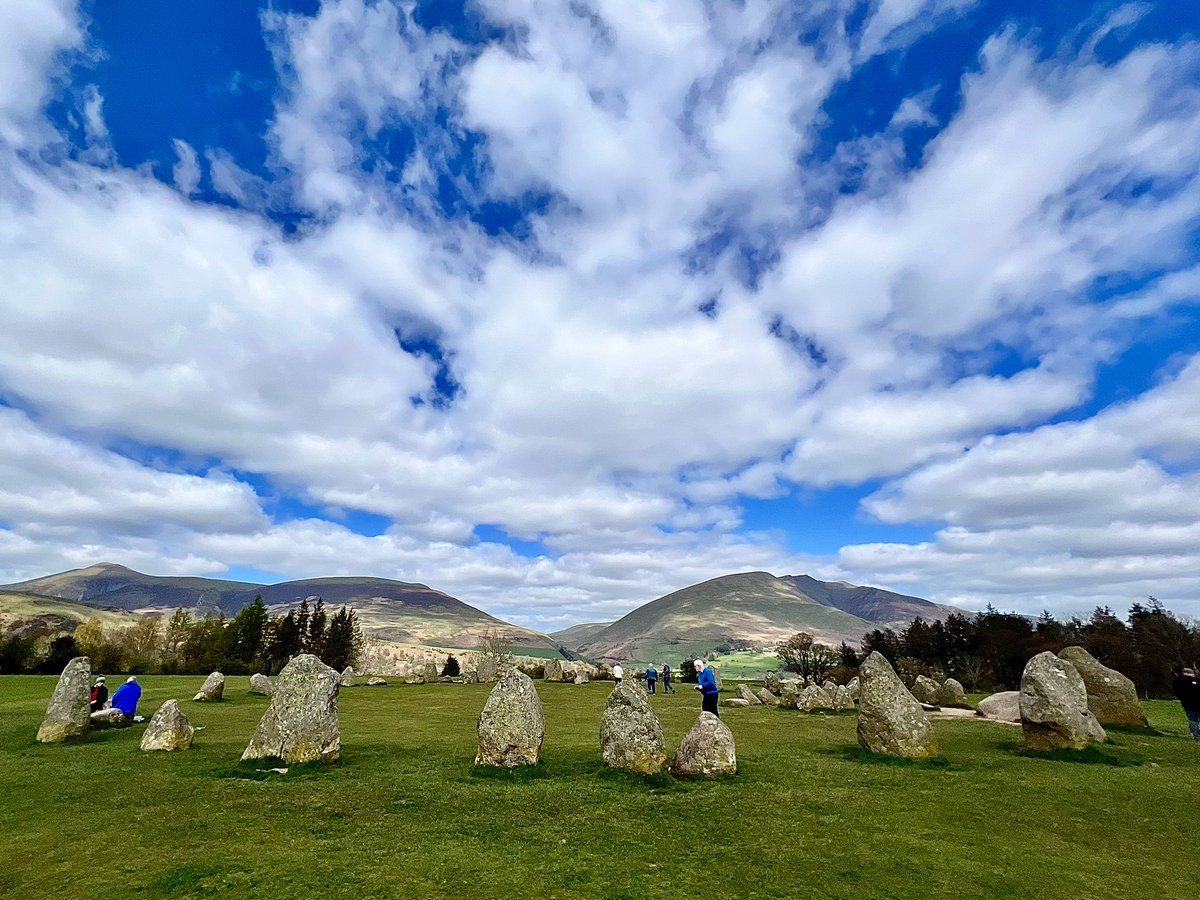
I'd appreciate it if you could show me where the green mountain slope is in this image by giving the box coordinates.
[779,574,960,625]
[0,590,141,636]
[549,622,613,650]
[1,564,557,651]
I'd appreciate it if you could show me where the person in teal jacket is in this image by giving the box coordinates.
[695,659,719,717]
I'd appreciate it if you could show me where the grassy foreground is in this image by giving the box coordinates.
[1,677,1198,899]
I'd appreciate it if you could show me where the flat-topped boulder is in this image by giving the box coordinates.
[476,669,545,767]
[939,678,966,707]
[249,673,272,696]
[724,698,751,707]
[365,677,386,686]
[242,654,341,764]
[37,657,91,743]
[193,672,225,702]
[670,713,736,777]
[600,681,667,773]
[857,652,937,759]
[140,700,195,751]
[1058,646,1147,727]
[976,691,1021,723]
[1020,652,1106,750]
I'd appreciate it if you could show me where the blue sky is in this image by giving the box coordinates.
[1,0,1198,631]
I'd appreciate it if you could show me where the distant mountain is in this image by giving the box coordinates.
[0,563,558,652]
[549,622,613,650]
[574,571,959,664]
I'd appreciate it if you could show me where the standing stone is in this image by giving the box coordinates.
[827,684,855,710]
[755,688,780,706]
[242,654,341,764]
[37,657,91,743]
[938,678,966,707]
[911,675,942,706]
[796,684,832,712]
[857,652,938,759]
[249,673,273,696]
[476,656,500,684]
[475,669,545,767]
[573,670,590,685]
[736,684,761,705]
[193,672,225,702]
[1058,646,1148,727]
[544,658,565,681]
[975,691,1021,723]
[763,672,782,694]
[1019,652,1106,750]
[846,676,860,702]
[340,666,357,687]
[670,713,737,777]
[600,680,667,773]
[140,700,195,752]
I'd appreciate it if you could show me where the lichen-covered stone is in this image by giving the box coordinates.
[600,680,666,773]
[755,688,780,706]
[475,669,544,767]
[763,672,782,694]
[856,652,937,759]
[1020,652,1106,750]
[340,666,357,687]
[249,673,272,696]
[795,683,832,712]
[543,658,565,681]
[976,690,1020,723]
[938,678,966,707]
[140,700,195,751]
[911,675,942,706]
[1058,646,1147,727]
[193,671,225,702]
[670,713,736,777]
[476,656,500,684]
[826,683,855,710]
[242,654,341,764]
[736,684,761,705]
[37,657,91,743]
[846,676,860,702]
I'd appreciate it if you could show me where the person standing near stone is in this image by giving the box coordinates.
[1173,666,1200,740]
[89,676,108,712]
[695,659,719,717]
[645,664,657,694]
[613,663,623,686]
[662,663,675,694]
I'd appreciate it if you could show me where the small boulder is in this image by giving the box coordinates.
[340,666,357,687]
[755,688,780,706]
[476,656,500,684]
[724,698,751,707]
[1058,646,1147,727]
[476,668,545,767]
[600,680,667,773]
[911,675,942,706]
[249,673,272,696]
[89,707,127,727]
[736,684,761,705]
[543,658,565,681]
[1019,652,1106,750]
[795,684,832,712]
[365,677,387,686]
[856,652,937,759]
[975,691,1021,723]
[763,672,783,694]
[938,678,966,707]
[37,656,91,743]
[670,713,737,777]
[193,672,225,702]
[140,700,195,751]
[573,670,590,685]
[242,654,341,764]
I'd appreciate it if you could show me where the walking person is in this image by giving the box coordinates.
[613,662,623,686]
[662,663,675,694]
[694,658,719,717]
[646,664,657,694]
[1173,666,1200,740]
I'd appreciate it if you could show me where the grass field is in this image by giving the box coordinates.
[2,676,1198,899]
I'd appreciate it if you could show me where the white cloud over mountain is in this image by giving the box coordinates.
[0,0,1197,629]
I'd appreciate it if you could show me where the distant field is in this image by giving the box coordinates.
[0,591,139,631]
[2,676,1198,898]
[705,649,781,677]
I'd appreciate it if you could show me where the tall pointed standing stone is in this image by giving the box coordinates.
[140,700,195,751]
[475,669,544,767]
[37,656,91,743]
[193,672,225,702]
[242,654,341,764]
[600,680,667,773]
[856,652,937,759]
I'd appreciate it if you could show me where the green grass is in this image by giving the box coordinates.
[2,676,1199,898]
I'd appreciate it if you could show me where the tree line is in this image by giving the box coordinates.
[0,596,362,677]
[845,598,1197,697]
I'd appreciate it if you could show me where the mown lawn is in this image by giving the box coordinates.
[1,676,1197,899]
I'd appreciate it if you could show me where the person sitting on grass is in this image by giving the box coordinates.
[110,676,142,718]
[646,664,657,694]
[89,676,108,712]
[694,659,719,717]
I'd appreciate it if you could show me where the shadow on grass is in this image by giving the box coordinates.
[595,766,690,792]
[1009,743,1146,767]
[1103,724,1167,738]
[828,745,960,770]
[468,762,552,782]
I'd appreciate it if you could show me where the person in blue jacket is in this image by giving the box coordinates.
[645,664,657,694]
[110,676,142,717]
[694,658,719,717]
[661,663,675,694]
